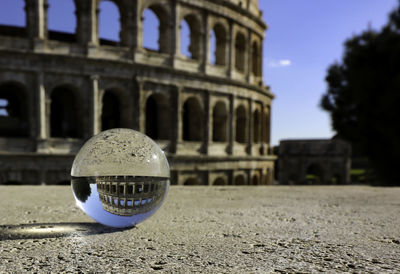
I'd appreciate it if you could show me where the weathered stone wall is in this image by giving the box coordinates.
[0,0,275,185]
[278,139,351,185]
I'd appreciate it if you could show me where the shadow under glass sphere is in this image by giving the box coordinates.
[71,128,170,228]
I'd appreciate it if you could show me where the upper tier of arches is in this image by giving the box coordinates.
[0,0,266,86]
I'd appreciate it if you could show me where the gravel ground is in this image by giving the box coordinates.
[0,185,399,273]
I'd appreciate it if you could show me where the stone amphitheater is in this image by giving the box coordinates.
[0,0,275,186]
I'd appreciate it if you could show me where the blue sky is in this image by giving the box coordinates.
[0,0,398,145]
[261,0,398,145]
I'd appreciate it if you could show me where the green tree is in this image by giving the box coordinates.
[321,2,400,185]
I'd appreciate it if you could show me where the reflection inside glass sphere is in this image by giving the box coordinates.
[70,128,170,228]
[71,176,169,228]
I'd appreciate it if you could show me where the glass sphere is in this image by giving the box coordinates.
[71,128,170,228]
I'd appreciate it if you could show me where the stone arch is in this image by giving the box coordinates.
[210,23,227,66]
[101,90,121,130]
[0,82,30,137]
[98,0,121,45]
[184,177,201,185]
[234,174,246,185]
[251,174,259,185]
[183,96,203,141]
[305,163,323,184]
[50,85,82,138]
[145,93,171,140]
[48,0,76,42]
[251,40,261,76]
[212,101,228,142]
[0,0,26,31]
[331,174,342,185]
[253,109,260,143]
[213,177,226,185]
[180,14,202,60]
[142,3,170,53]
[235,104,248,143]
[235,31,246,72]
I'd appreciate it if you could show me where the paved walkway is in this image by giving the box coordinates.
[0,185,399,272]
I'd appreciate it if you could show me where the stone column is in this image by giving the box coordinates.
[35,72,47,152]
[26,0,47,49]
[170,86,183,154]
[90,75,100,136]
[227,20,234,77]
[201,11,209,72]
[120,1,137,57]
[171,0,179,66]
[246,28,252,82]
[202,92,210,154]
[76,0,98,48]
[227,94,234,154]
[247,99,253,155]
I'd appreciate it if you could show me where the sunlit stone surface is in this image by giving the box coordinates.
[71,128,169,228]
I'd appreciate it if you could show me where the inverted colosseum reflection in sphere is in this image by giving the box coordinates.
[0,0,275,186]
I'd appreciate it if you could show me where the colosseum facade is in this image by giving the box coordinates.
[0,0,275,185]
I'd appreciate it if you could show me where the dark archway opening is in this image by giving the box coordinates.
[184,177,201,185]
[50,86,81,138]
[235,32,246,72]
[213,177,226,186]
[102,91,121,131]
[0,82,29,137]
[146,94,170,140]
[212,101,227,142]
[305,164,323,185]
[253,109,260,143]
[211,24,226,66]
[234,174,246,185]
[183,97,203,141]
[235,105,247,143]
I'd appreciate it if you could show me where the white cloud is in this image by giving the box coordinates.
[268,59,292,68]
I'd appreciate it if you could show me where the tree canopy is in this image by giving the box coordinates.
[321,2,400,185]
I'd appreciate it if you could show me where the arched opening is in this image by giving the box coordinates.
[183,97,203,141]
[211,23,226,66]
[213,177,226,186]
[99,0,121,45]
[305,163,323,185]
[180,15,201,60]
[253,109,260,143]
[252,175,259,185]
[50,86,81,138]
[234,174,246,185]
[145,94,171,140]
[0,82,29,137]
[331,174,342,185]
[212,101,227,142]
[251,41,260,76]
[264,111,270,144]
[142,8,159,51]
[235,105,247,143]
[235,32,246,72]
[101,91,121,131]
[48,0,76,42]
[184,177,201,186]
[143,5,169,53]
[0,0,26,37]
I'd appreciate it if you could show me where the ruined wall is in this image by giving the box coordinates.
[278,139,351,185]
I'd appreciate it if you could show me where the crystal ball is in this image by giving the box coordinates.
[71,128,170,228]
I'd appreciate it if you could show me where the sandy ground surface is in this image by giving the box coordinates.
[0,185,399,273]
